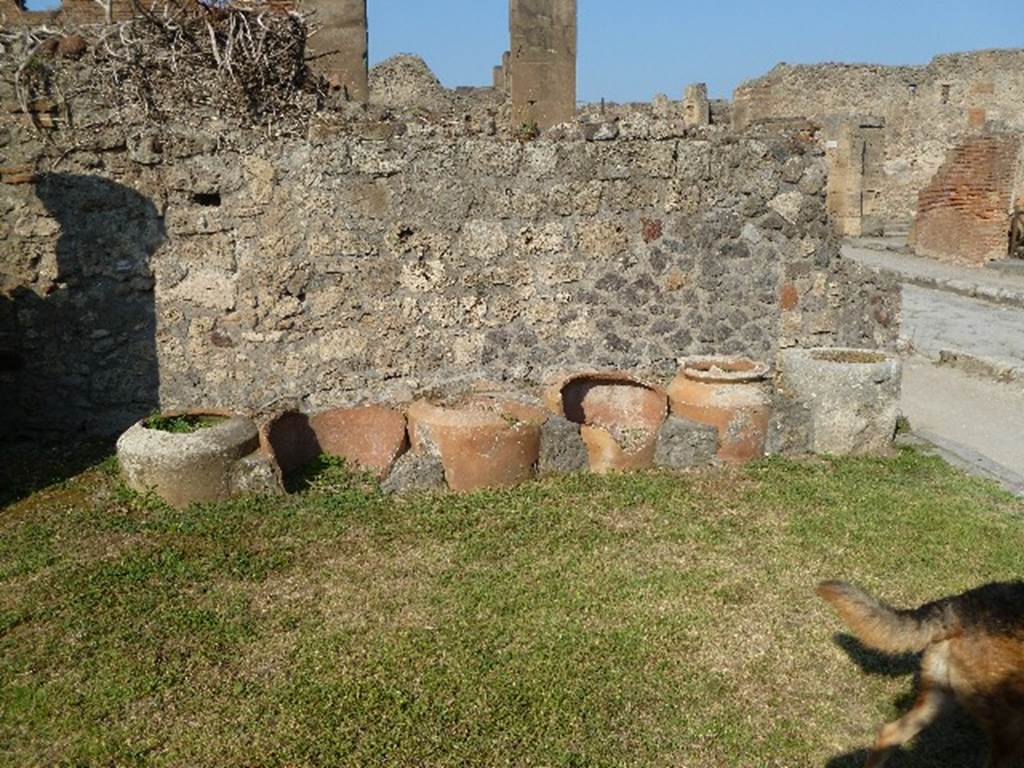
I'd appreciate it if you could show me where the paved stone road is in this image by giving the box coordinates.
[841,239,1024,495]
[901,358,1024,494]
[844,239,1024,305]
[902,284,1024,371]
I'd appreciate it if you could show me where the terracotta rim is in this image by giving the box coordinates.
[544,370,666,418]
[678,356,769,384]
[409,398,547,430]
[807,348,892,365]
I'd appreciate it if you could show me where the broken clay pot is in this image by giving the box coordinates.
[545,371,669,474]
[407,397,547,492]
[667,356,771,464]
[260,411,319,477]
[309,405,409,476]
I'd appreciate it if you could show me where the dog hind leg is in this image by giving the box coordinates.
[863,682,951,768]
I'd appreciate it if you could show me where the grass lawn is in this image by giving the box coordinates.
[1,449,1022,767]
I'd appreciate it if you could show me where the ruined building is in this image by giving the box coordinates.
[735,51,1024,264]
[1,0,1020,443]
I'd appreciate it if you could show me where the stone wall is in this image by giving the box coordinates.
[910,134,1022,265]
[733,50,1024,233]
[0,30,898,440]
[823,117,886,237]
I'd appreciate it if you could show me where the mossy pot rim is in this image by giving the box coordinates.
[142,411,232,434]
[408,397,547,431]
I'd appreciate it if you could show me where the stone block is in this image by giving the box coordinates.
[683,83,710,128]
[538,414,589,475]
[229,451,286,497]
[381,450,446,494]
[303,0,368,101]
[509,0,577,129]
[654,416,718,469]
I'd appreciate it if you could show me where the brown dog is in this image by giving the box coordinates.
[818,580,1024,768]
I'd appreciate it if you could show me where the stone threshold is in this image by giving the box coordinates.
[842,238,1024,309]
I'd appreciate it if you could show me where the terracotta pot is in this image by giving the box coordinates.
[406,397,546,492]
[544,371,668,474]
[309,405,408,476]
[667,356,771,464]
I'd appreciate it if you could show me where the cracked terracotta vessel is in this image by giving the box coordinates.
[407,397,547,492]
[260,405,408,478]
[544,371,669,474]
[667,356,771,465]
[309,405,409,476]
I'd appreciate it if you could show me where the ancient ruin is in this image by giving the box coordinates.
[509,0,576,129]
[735,52,1024,263]
[303,0,367,101]
[1,0,1021,494]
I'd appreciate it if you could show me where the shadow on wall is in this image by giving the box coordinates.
[0,173,165,445]
[825,634,987,768]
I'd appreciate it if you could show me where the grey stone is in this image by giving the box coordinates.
[381,450,446,494]
[776,347,902,456]
[229,451,285,497]
[583,122,619,141]
[655,416,718,469]
[128,133,162,165]
[116,415,261,508]
[538,414,589,475]
[369,54,448,112]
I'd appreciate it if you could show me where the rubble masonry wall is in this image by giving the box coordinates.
[0,46,898,438]
[732,50,1024,231]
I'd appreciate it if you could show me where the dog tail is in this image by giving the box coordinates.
[816,581,952,653]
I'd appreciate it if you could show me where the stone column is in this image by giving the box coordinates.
[824,116,885,237]
[682,83,710,127]
[304,0,368,102]
[493,50,511,93]
[509,0,577,129]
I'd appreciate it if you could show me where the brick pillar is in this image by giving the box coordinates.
[304,0,368,102]
[509,0,576,129]
[682,83,710,127]
[910,134,1022,265]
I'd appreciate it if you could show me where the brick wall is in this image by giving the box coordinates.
[910,134,1021,266]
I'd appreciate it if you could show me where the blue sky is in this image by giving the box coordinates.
[28,0,1022,100]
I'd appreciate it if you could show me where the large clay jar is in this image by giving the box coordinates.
[544,372,669,474]
[309,405,408,476]
[406,397,547,492]
[667,356,771,464]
